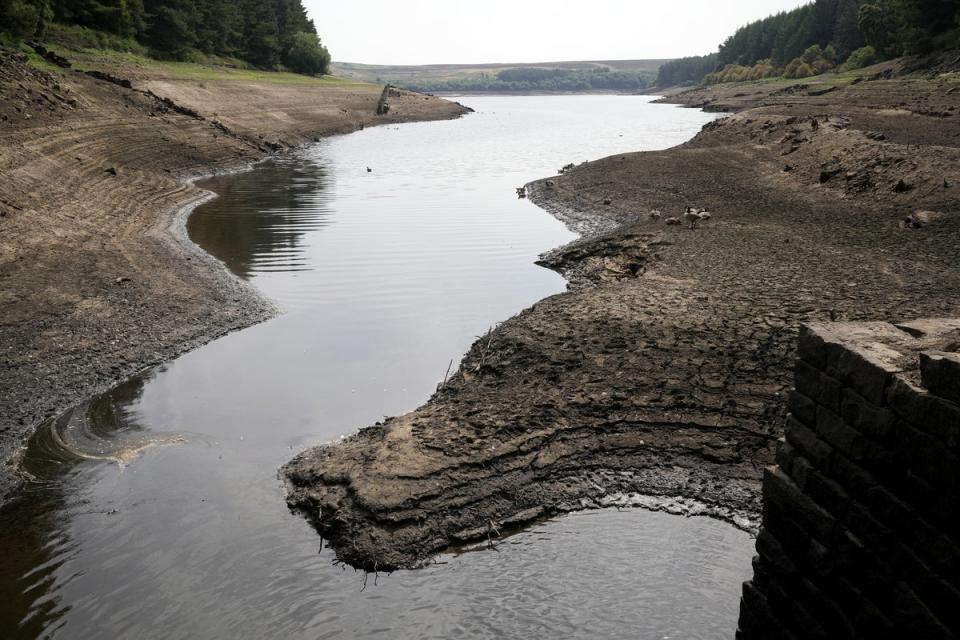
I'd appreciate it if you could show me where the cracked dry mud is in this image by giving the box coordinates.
[285,66,960,570]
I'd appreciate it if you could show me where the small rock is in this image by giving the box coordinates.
[603,199,612,206]
[920,351,960,404]
[819,168,841,183]
[105,166,118,176]
[893,178,911,193]
[115,276,130,284]
[665,217,681,226]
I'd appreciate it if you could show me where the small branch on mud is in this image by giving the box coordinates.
[474,328,495,372]
[486,519,502,551]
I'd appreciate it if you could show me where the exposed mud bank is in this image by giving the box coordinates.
[285,63,960,570]
[0,51,468,498]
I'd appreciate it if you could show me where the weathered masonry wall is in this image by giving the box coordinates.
[737,320,960,639]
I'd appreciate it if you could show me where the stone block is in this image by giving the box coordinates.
[896,318,960,339]
[796,576,857,638]
[806,538,834,577]
[844,501,895,560]
[795,360,842,414]
[805,470,850,519]
[798,324,828,369]
[907,519,960,587]
[810,321,913,405]
[826,346,895,406]
[775,439,796,476]
[829,451,877,500]
[761,503,813,567]
[886,377,960,451]
[765,577,833,640]
[916,578,960,637]
[763,466,837,542]
[920,351,960,405]
[865,485,913,534]
[785,415,833,469]
[833,530,867,572]
[893,470,958,532]
[787,391,817,426]
[891,581,954,639]
[830,576,894,639]
[896,422,960,494]
[816,405,864,459]
[791,454,814,490]
[756,529,799,579]
[739,581,800,640]
[841,387,896,442]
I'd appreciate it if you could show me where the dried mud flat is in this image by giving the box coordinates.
[0,51,468,498]
[285,59,960,569]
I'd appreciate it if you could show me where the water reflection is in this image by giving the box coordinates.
[188,158,335,279]
[0,373,166,635]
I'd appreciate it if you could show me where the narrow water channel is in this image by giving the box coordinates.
[1,96,752,639]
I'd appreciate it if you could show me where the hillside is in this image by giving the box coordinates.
[333,59,669,93]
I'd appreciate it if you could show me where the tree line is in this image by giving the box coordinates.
[402,67,652,94]
[0,0,331,74]
[656,0,960,86]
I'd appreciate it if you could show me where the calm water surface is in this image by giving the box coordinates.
[1,96,752,639]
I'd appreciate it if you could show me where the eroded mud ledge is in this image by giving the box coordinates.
[285,58,960,570]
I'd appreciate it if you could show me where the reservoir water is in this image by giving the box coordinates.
[0,95,752,639]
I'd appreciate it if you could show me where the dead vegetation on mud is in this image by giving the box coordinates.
[285,62,960,570]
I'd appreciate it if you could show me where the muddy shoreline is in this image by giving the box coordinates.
[284,60,960,570]
[0,51,468,499]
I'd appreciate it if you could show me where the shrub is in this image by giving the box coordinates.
[703,61,778,85]
[1,0,47,40]
[284,31,330,76]
[839,45,878,71]
[44,22,148,55]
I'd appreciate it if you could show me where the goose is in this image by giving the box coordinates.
[683,207,703,229]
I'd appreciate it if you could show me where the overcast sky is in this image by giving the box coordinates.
[306,0,812,65]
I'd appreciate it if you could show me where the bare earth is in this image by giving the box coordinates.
[284,61,960,569]
[0,51,468,498]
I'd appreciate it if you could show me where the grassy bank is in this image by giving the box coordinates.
[24,41,367,86]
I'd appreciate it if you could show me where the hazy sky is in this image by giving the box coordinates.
[306,0,811,65]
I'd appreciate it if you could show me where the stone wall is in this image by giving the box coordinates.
[737,320,960,639]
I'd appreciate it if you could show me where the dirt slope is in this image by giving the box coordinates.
[0,50,468,498]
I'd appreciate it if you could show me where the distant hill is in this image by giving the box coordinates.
[333,59,670,93]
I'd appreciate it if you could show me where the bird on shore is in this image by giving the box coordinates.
[683,206,712,229]
[366,166,372,173]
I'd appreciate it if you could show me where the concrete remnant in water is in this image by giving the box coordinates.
[376,85,392,116]
[738,319,960,639]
